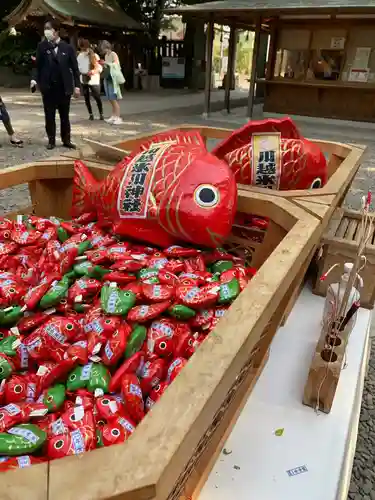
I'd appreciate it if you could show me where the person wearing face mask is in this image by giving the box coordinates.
[31,19,80,150]
[77,39,104,121]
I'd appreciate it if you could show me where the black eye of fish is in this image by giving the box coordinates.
[194,184,219,208]
[54,440,64,450]
[311,178,322,189]
[199,188,215,204]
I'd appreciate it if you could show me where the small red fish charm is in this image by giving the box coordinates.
[109,351,145,393]
[127,301,171,323]
[141,283,175,302]
[121,373,145,423]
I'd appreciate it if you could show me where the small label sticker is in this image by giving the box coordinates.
[275,428,284,437]
[287,465,308,477]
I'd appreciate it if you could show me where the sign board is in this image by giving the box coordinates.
[352,47,371,70]
[330,37,345,50]
[161,57,185,79]
[348,68,370,83]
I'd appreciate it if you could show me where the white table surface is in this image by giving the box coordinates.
[199,286,372,500]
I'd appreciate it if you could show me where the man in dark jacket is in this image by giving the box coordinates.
[31,20,80,150]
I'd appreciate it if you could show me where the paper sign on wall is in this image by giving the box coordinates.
[330,37,345,50]
[348,68,369,83]
[352,47,371,70]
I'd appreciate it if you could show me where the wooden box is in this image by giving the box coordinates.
[313,208,375,309]
[74,126,365,325]
[0,158,321,500]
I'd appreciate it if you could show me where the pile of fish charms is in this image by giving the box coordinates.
[71,130,237,249]
[0,212,256,469]
[212,117,328,190]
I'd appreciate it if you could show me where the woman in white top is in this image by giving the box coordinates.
[99,40,125,125]
[77,39,103,120]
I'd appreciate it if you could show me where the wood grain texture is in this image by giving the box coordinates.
[0,463,48,500]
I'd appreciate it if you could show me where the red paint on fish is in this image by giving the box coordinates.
[212,117,327,190]
[101,323,131,366]
[127,301,171,323]
[121,373,145,423]
[71,130,237,248]
[109,351,145,393]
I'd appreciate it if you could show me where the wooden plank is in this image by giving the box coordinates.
[48,196,321,500]
[0,463,48,500]
[290,199,330,221]
[182,350,269,499]
[296,195,336,206]
[83,138,129,162]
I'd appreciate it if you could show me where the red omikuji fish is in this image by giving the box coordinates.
[71,130,237,248]
[212,117,327,190]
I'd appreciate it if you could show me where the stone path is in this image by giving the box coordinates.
[0,90,373,498]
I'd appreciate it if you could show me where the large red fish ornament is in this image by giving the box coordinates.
[72,131,237,248]
[212,117,327,190]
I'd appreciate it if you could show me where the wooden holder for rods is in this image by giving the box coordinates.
[303,319,353,413]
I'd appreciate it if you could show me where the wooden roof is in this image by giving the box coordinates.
[166,0,375,23]
[5,0,141,29]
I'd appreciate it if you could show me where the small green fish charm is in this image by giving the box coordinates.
[100,284,136,316]
[218,278,240,304]
[67,363,110,395]
[168,304,196,320]
[57,226,69,243]
[0,336,18,357]
[212,260,234,274]
[86,363,111,394]
[0,424,47,456]
[43,383,66,412]
[0,354,15,380]
[39,276,70,309]
[125,325,147,359]
[0,307,24,326]
[138,268,159,282]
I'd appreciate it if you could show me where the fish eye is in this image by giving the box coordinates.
[54,439,64,450]
[311,178,322,189]
[194,184,220,208]
[102,399,110,406]
[14,384,23,394]
[111,428,120,437]
[159,341,167,350]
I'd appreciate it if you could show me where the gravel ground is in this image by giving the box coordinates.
[0,93,373,498]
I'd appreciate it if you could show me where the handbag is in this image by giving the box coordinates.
[82,74,90,85]
[102,65,112,82]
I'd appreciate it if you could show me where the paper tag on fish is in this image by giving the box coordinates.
[117,142,173,219]
[74,405,85,422]
[252,133,281,190]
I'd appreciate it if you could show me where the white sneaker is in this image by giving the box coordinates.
[105,116,115,124]
[112,117,123,125]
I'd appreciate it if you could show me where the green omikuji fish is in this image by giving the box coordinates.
[67,363,110,394]
[0,424,46,456]
[100,285,136,316]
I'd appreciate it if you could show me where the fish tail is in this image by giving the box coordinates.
[71,160,99,218]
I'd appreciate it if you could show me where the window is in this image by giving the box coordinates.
[306,49,344,81]
[274,49,309,80]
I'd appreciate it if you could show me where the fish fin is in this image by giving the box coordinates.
[212,117,302,159]
[138,130,205,151]
[71,160,100,218]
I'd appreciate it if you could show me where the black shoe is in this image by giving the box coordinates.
[100,114,104,121]
[63,142,76,150]
[89,115,94,121]
[47,142,55,150]
[10,139,23,148]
